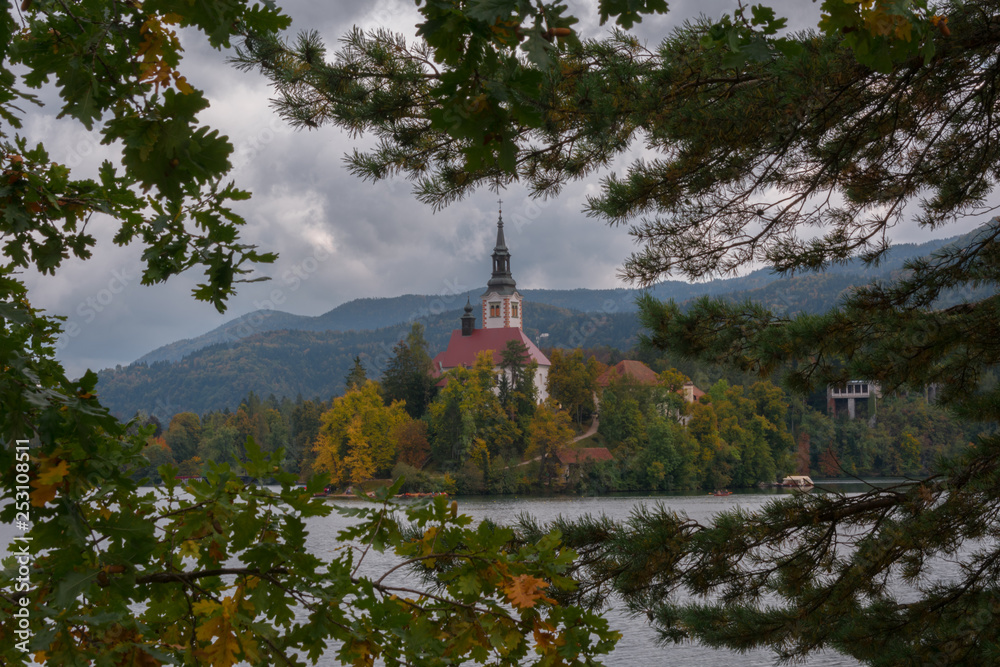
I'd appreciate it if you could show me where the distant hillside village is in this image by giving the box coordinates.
[132,215,987,494]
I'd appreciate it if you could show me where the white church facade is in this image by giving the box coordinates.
[431,212,550,401]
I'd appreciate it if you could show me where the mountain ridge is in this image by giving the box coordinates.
[135,236,953,366]
[102,235,977,419]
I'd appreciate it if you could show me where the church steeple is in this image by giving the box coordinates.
[486,206,516,295]
[482,201,523,330]
[434,201,549,403]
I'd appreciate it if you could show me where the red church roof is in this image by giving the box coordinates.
[596,360,660,387]
[432,328,550,376]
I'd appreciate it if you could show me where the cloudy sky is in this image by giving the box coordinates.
[19,1,982,378]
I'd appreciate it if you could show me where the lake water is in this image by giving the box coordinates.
[306,483,880,666]
[6,481,927,666]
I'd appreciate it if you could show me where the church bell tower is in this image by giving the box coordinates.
[481,206,522,330]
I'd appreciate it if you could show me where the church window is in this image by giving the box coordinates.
[511,303,519,317]
[489,302,501,318]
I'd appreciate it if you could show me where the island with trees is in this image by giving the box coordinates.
[140,325,984,501]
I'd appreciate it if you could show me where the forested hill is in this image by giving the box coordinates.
[135,236,957,366]
[100,235,981,419]
[98,303,642,419]
[136,289,624,365]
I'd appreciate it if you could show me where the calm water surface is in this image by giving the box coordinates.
[307,484,876,666]
[5,482,924,665]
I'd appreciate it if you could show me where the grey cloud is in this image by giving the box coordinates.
[15,1,970,380]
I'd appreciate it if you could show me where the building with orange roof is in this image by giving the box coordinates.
[595,359,660,387]
[555,447,614,465]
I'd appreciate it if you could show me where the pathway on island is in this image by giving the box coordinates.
[510,416,600,468]
[572,415,599,442]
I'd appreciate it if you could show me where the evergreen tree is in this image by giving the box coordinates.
[128,411,164,439]
[290,397,324,474]
[381,328,435,419]
[595,383,646,454]
[498,339,539,449]
[427,351,520,470]
[197,424,241,468]
[631,416,688,492]
[406,322,434,375]
[498,341,537,408]
[262,407,289,455]
[344,355,368,392]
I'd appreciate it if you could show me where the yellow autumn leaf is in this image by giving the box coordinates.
[198,627,240,667]
[196,613,226,643]
[194,595,255,667]
[36,458,69,486]
[503,574,555,610]
[234,595,253,615]
[894,19,913,41]
[864,7,896,36]
[241,634,260,664]
[173,73,194,95]
[346,639,375,667]
[192,599,220,616]
[419,525,440,568]
[29,483,57,507]
[179,540,200,559]
[30,456,69,506]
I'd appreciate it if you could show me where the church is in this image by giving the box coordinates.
[431,212,551,401]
